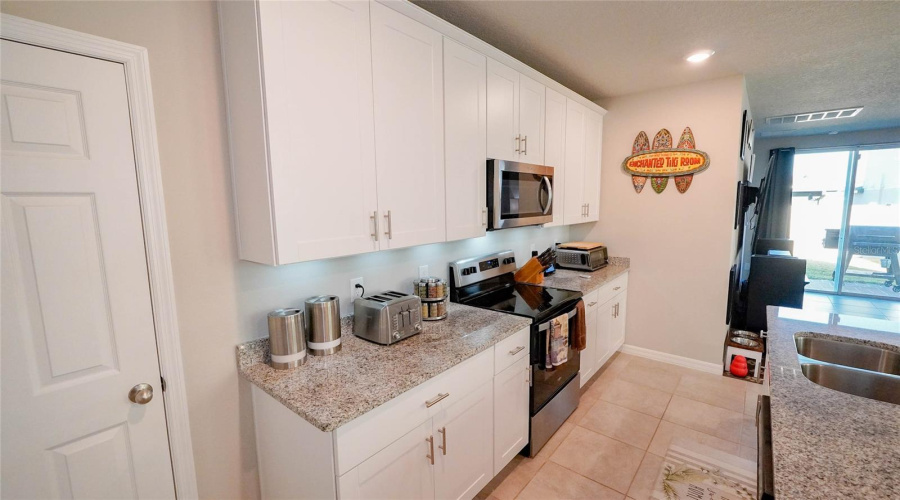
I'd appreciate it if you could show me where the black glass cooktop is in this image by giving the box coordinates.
[459,281,582,323]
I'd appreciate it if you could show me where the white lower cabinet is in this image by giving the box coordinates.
[580,273,629,386]
[493,356,530,474]
[433,384,494,500]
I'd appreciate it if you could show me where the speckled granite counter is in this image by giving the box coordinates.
[766,306,900,499]
[237,302,531,432]
[540,256,630,293]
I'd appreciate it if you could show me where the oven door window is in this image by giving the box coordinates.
[531,311,581,415]
[501,171,551,219]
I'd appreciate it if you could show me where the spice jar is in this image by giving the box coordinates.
[426,278,437,298]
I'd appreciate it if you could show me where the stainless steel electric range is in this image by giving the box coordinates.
[450,250,583,457]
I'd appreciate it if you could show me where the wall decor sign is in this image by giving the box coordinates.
[622,127,710,194]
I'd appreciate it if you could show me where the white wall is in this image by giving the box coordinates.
[573,75,746,366]
[0,3,571,498]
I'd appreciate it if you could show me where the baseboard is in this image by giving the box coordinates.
[619,344,722,375]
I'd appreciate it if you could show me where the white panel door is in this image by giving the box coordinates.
[433,383,493,500]
[486,58,519,162]
[493,357,529,475]
[583,107,602,222]
[580,297,600,387]
[443,38,487,242]
[257,0,379,263]
[371,2,445,249]
[0,40,175,499]
[346,419,435,500]
[517,74,545,165]
[595,300,615,371]
[543,88,567,227]
[564,98,587,224]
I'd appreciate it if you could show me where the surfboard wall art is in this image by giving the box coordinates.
[622,126,709,194]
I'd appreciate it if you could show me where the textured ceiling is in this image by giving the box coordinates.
[413,0,900,138]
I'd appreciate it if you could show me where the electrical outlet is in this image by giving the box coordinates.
[350,277,364,300]
[418,265,429,279]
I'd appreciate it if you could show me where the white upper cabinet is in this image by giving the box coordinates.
[486,59,519,162]
[486,59,545,165]
[371,3,445,249]
[543,88,567,227]
[563,98,602,224]
[443,38,487,242]
[220,0,379,265]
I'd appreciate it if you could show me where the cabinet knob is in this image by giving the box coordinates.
[128,383,153,405]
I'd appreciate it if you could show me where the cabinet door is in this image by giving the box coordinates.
[580,297,599,387]
[563,98,586,225]
[493,357,530,474]
[257,0,379,264]
[444,38,487,242]
[543,88,567,227]
[433,384,493,500]
[583,108,602,222]
[611,292,627,351]
[371,3,445,249]
[340,419,435,500]
[517,74,545,165]
[486,58,519,162]
[595,300,614,371]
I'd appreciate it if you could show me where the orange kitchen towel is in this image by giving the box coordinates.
[571,299,586,351]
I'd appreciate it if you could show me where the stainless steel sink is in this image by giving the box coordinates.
[794,334,900,405]
[795,336,900,376]
[800,363,900,405]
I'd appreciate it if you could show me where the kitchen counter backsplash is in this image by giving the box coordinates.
[541,256,630,293]
[236,302,531,432]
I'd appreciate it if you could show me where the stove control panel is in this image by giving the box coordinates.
[450,250,518,289]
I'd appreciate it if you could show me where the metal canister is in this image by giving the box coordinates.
[305,295,342,356]
[267,309,307,370]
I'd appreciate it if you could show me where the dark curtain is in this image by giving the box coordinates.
[753,147,794,254]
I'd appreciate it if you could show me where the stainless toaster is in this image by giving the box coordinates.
[353,291,423,345]
[555,245,609,271]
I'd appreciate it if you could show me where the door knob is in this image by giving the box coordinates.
[128,383,153,405]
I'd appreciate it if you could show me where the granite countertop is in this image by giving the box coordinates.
[765,306,900,499]
[541,256,630,293]
[237,302,531,432]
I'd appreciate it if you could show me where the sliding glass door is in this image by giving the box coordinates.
[791,145,900,300]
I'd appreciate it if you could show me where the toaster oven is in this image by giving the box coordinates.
[555,245,608,271]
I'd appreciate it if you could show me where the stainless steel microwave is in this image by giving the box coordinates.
[487,159,554,230]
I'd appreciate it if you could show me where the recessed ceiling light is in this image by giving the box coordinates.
[686,50,715,63]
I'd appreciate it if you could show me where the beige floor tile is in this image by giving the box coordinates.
[566,397,595,426]
[662,395,744,443]
[550,426,645,494]
[579,401,660,450]
[517,461,624,500]
[674,372,746,413]
[738,445,758,463]
[479,455,544,500]
[600,378,672,418]
[741,414,758,449]
[583,371,615,400]
[647,420,741,458]
[617,358,684,393]
[627,452,665,500]
[745,390,760,416]
[598,352,634,379]
[535,421,575,462]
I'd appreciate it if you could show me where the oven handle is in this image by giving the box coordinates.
[539,176,553,215]
[537,306,578,332]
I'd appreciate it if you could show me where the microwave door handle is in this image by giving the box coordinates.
[540,176,553,215]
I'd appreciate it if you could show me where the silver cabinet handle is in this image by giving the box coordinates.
[526,364,531,385]
[438,427,447,455]
[508,346,525,356]
[425,392,449,408]
[482,207,488,227]
[128,383,153,405]
[383,210,393,239]
[370,211,379,241]
[426,435,434,465]
[522,135,528,155]
[588,301,597,307]
[514,134,521,153]
[613,286,621,291]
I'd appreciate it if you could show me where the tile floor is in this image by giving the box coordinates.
[801,291,900,320]
[476,353,764,500]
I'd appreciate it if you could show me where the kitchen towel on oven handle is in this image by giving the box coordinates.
[545,312,569,368]
[570,299,586,351]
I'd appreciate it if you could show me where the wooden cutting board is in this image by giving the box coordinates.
[558,241,604,250]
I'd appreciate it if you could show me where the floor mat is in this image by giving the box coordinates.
[652,443,756,500]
